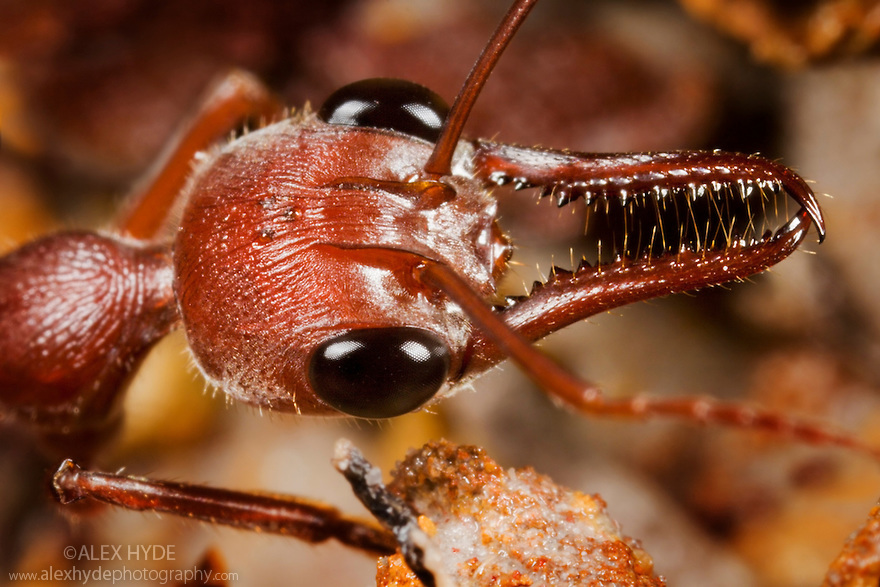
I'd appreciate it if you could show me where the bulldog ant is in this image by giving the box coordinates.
[1,0,877,575]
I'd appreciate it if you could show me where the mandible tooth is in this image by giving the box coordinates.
[513,177,530,190]
[550,265,573,279]
[489,171,510,186]
[554,185,571,207]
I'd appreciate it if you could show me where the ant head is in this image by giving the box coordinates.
[172,85,507,418]
[172,1,535,418]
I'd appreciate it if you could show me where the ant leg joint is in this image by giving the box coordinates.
[52,459,85,504]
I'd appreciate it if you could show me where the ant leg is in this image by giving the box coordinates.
[52,459,398,557]
[413,258,880,460]
[117,70,282,240]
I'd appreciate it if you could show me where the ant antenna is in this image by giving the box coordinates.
[424,0,539,177]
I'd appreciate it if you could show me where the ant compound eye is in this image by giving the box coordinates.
[318,78,449,143]
[308,327,450,418]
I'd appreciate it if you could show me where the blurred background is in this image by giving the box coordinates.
[2,0,880,585]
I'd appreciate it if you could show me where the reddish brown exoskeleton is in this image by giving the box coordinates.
[0,0,874,572]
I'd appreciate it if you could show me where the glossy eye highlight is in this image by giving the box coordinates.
[318,78,450,143]
[308,327,450,418]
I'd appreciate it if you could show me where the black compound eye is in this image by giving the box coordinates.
[308,327,450,419]
[317,78,449,143]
